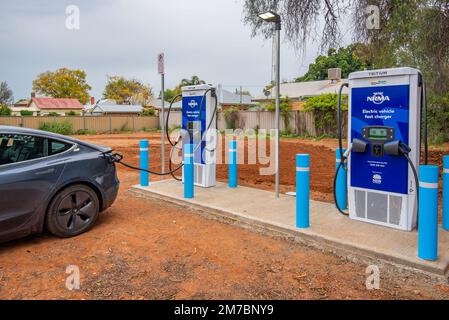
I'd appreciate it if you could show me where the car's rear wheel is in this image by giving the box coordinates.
[46,184,100,238]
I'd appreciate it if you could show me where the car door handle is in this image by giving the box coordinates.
[35,168,55,176]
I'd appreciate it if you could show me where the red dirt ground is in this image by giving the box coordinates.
[0,132,448,300]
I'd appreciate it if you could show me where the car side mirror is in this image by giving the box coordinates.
[73,144,80,152]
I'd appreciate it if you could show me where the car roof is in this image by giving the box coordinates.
[0,125,110,152]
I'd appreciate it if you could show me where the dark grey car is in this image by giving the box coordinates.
[0,126,119,243]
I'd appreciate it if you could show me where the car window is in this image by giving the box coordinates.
[0,134,48,166]
[49,139,73,156]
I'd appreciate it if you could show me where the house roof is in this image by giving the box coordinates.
[253,79,349,101]
[90,104,143,113]
[219,89,253,105]
[153,99,183,110]
[30,97,84,110]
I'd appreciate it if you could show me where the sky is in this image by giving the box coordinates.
[0,0,353,101]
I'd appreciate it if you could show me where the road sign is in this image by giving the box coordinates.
[158,53,164,75]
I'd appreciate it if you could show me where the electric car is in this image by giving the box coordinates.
[0,126,119,243]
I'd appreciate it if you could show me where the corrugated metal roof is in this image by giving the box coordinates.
[31,97,84,110]
[253,79,349,101]
[220,89,253,105]
[91,104,143,113]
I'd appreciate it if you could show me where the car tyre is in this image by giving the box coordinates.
[46,184,100,238]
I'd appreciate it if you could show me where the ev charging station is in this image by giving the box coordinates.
[181,84,217,188]
[346,67,423,231]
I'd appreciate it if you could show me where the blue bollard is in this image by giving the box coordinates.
[139,140,149,187]
[336,149,347,210]
[183,143,194,199]
[229,140,238,188]
[418,165,439,261]
[443,156,449,231]
[296,154,310,229]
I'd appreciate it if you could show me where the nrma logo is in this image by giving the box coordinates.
[367,92,390,105]
[372,174,382,185]
[188,100,198,108]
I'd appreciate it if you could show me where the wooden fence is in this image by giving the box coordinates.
[166,111,348,137]
[0,111,347,137]
[0,116,159,133]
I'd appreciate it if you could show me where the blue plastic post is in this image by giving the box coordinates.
[443,156,449,231]
[418,165,439,261]
[229,140,238,188]
[139,140,149,187]
[183,143,194,199]
[296,154,310,229]
[336,149,347,210]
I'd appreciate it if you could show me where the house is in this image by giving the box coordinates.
[252,79,349,111]
[10,99,33,116]
[21,97,84,116]
[253,69,350,111]
[149,86,254,112]
[85,100,143,116]
[148,98,183,112]
[217,85,254,110]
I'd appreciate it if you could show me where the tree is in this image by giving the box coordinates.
[0,104,12,116]
[103,76,153,105]
[296,44,372,82]
[178,75,206,88]
[0,82,14,105]
[32,68,91,104]
[162,88,179,103]
[243,1,449,94]
[163,76,207,103]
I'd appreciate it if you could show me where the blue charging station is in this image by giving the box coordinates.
[181,85,217,188]
[346,68,423,231]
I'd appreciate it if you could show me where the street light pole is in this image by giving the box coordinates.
[258,11,281,198]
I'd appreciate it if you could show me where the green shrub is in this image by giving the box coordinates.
[223,107,239,129]
[20,110,33,116]
[75,129,96,135]
[141,108,156,116]
[427,93,449,144]
[0,104,12,116]
[66,111,79,116]
[47,112,60,117]
[39,121,73,135]
[264,97,292,133]
[303,93,348,135]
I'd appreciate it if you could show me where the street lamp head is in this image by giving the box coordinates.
[258,11,281,23]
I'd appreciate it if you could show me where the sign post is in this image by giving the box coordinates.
[158,53,165,173]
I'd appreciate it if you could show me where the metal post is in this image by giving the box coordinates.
[296,154,310,228]
[274,25,281,198]
[184,144,194,199]
[229,140,238,188]
[161,73,165,174]
[418,165,439,261]
[139,140,149,187]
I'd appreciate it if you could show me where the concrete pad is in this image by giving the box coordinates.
[131,180,449,278]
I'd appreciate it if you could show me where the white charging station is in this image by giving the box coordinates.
[347,68,422,231]
[181,84,217,188]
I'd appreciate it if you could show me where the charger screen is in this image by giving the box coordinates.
[368,128,388,140]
